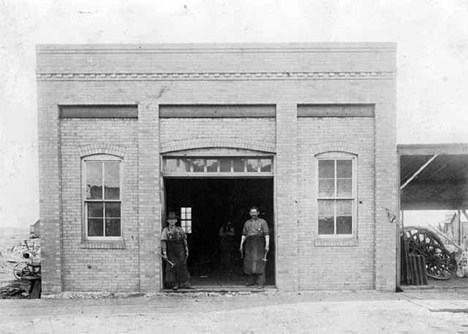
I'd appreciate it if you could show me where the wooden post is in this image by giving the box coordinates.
[455,209,461,245]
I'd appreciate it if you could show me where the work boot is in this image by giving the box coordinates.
[245,277,255,286]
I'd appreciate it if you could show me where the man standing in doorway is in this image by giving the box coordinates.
[239,206,269,289]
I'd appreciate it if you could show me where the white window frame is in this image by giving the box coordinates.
[82,154,123,240]
[162,156,274,177]
[180,207,192,234]
[316,152,357,238]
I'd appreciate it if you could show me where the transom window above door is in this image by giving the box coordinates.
[163,157,273,176]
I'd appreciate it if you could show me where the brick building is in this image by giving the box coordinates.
[36,43,397,294]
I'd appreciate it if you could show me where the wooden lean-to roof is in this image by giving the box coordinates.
[399,144,468,210]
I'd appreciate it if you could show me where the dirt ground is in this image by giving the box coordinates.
[1,290,468,334]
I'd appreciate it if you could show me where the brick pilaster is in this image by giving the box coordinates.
[374,96,398,290]
[38,96,62,294]
[275,103,299,291]
[137,103,161,292]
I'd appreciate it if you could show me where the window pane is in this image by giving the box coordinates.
[337,216,352,234]
[220,158,231,172]
[88,218,103,237]
[319,179,335,197]
[319,218,334,234]
[318,200,334,216]
[247,159,259,172]
[319,160,334,178]
[105,202,121,218]
[233,158,245,172]
[206,159,219,172]
[105,218,121,236]
[260,159,272,172]
[104,161,120,200]
[336,200,352,216]
[337,179,352,197]
[165,159,178,173]
[87,203,103,218]
[180,159,191,172]
[192,159,204,172]
[86,162,102,199]
[336,200,352,234]
[337,160,352,178]
[318,200,334,235]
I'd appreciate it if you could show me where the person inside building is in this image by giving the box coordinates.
[161,211,192,290]
[218,221,235,275]
[239,206,269,289]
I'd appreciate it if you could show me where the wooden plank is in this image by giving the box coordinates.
[28,280,41,299]
[420,256,428,285]
[398,143,468,155]
[297,104,374,117]
[159,105,276,118]
[401,154,438,190]
[60,105,138,118]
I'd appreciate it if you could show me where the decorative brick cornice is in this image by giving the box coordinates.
[36,71,395,81]
[78,144,126,158]
[160,137,276,154]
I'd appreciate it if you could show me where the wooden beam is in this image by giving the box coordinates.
[400,154,438,190]
[401,201,466,211]
[398,143,468,155]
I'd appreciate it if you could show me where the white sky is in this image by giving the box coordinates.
[0,0,467,229]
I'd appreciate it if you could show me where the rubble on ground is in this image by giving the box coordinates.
[0,236,41,299]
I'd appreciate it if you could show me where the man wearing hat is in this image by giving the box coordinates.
[161,211,192,290]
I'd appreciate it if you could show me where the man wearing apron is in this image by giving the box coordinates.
[239,206,270,289]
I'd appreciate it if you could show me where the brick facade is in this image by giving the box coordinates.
[37,43,397,294]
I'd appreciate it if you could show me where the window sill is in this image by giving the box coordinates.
[80,240,126,249]
[314,238,358,247]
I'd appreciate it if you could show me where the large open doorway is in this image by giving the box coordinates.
[164,178,275,288]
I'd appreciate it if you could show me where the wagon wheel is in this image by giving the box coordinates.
[402,226,457,280]
[13,262,32,280]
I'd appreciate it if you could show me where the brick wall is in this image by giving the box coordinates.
[297,117,375,290]
[60,118,139,291]
[37,44,396,293]
[160,118,276,148]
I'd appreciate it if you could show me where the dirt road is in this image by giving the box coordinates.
[1,290,468,334]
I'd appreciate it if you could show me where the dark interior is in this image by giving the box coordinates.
[164,178,275,287]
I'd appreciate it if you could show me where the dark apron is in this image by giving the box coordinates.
[243,235,266,275]
[165,239,190,285]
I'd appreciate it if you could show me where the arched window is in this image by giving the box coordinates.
[82,154,122,239]
[316,152,357,237]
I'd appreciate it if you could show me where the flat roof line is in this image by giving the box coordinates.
[36,42,397,53]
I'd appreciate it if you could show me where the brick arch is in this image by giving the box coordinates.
[78,144,126,158]
[311,143,359,156]
[160,137,276,154]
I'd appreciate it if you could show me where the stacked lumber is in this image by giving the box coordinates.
[400,235,428,285]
